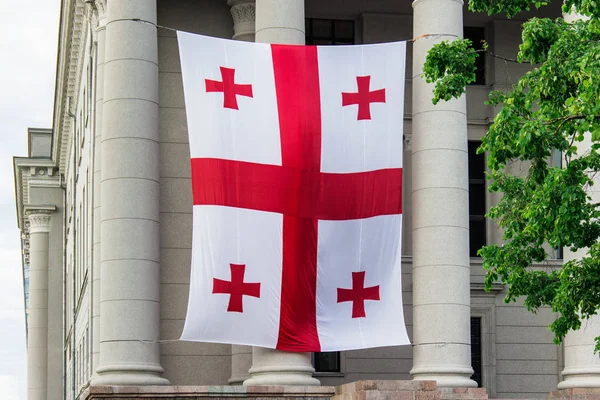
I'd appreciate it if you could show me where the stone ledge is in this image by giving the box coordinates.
[332,381,486,400]
[437,388,488,400]
[84,385,336,399]
[83,382,487,400]
[548,388,600,400]
[335,381,437,395]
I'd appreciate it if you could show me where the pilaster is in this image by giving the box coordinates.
[90,0,107,375]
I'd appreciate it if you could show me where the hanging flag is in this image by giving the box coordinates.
[178,31,410,352]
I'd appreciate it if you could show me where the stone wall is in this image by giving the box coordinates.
[81,380,490,400]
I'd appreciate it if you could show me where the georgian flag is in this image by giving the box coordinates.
[177,32,410,352]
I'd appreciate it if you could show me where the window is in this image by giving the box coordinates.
[464,27,486,85]
[469,141,486,257]
[470,317,482,387]
[306,18,354,45]
[313,351,341,373]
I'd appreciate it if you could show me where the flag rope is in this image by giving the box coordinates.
[107,18,456,43]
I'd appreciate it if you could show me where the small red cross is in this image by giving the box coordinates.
[212,263,261,313]
[342,75,386,120]
[205,66,253,110]
[337,271,380,318]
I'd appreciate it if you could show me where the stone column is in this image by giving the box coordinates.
[91,0,168,386]
[556,8,600,390]
[410,0,477,388]
[91,0,106,374]
[228,0,256,42]
[254,0,305,44]
[244,0,319,386]
[26,210,52,400]
[558,313,600,388]
[226,0,255,384]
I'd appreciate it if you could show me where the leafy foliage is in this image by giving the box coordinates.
[423,1,600,352]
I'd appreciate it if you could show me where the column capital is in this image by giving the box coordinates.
[25,206,55,234]
[228,0,256,23]
[228,0,256,41]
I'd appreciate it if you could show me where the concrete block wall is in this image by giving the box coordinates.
[494,296,560,398]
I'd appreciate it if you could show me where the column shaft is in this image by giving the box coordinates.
[245,0,319,386]
[557,8,600,389]
[27,213,51,400]
[410,0,477,388]
[91,0,168,386]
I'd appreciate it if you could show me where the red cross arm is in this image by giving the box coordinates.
[212,263,260,313]
[190,158,402,221]
[205,66,253,110]
[342,75,386,120]
[337,271,380,318]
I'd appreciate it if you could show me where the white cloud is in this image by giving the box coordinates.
[0,1,61,399]
[0,376,22,400]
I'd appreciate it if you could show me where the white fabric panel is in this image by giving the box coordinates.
[316,215,409,351]
[317,42,406,173]
[177,32,281,165]
[181,206,282,348]
[315,41,408,350]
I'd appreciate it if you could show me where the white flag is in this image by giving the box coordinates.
[178,31,410,352]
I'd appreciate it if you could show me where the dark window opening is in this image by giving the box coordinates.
[464,27,486,85]
[469,141,486,257]
[471,317,482,387]
[306,18,355,45]
[313,351,340,373]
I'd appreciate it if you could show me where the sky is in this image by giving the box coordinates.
[0,1,61,399]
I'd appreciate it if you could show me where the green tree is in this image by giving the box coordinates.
[423,0,600,351]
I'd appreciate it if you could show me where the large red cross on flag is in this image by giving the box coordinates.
[177,32,410,352]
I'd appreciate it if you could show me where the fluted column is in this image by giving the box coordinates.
[91,0,168,386]
[228,0,256,42]
[26,210,52,400]
[91,0,106,375]
[244,0,319,386]
[410,0,477,388]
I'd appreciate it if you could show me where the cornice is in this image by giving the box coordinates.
[14,157,60,231]
[53,0,89,174]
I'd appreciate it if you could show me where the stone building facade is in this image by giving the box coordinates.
[12,0,600,399]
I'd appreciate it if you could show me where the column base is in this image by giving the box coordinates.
[411,366,478,388]
[243,367,320,386]
[90,363,170,386]
[244,347,320,386]
[229,375,249,385]
[558,374,600,389]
